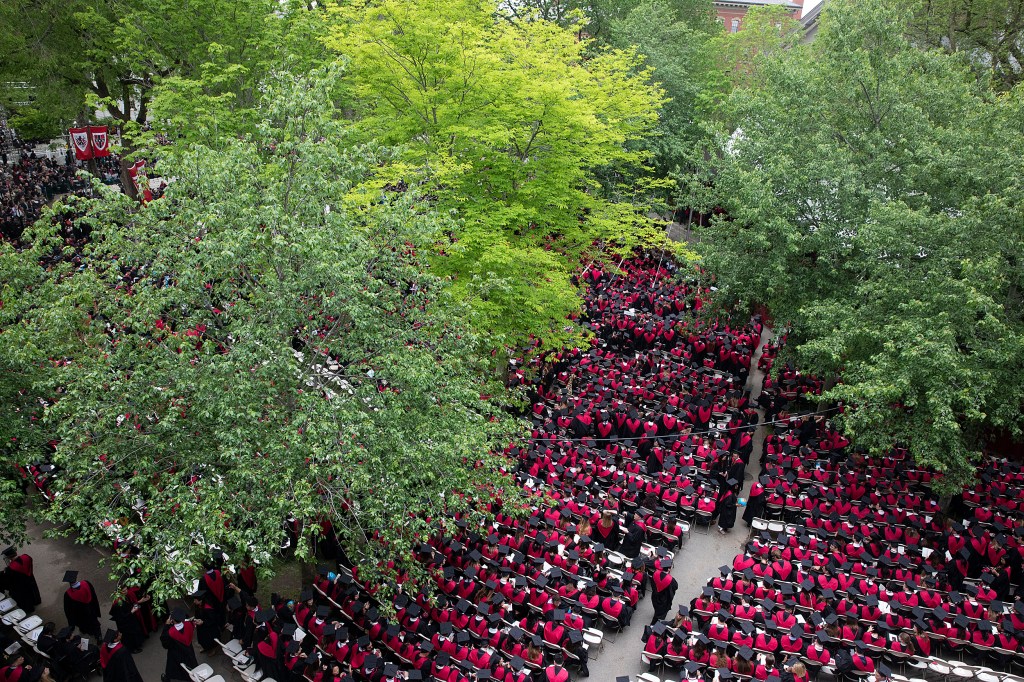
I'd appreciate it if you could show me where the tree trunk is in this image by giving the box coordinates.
[119,151,141,201]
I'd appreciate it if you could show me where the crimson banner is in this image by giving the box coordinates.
[89,126,110,157]
[69,127,93,160]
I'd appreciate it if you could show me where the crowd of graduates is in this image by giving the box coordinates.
[641,416,1024,679]
[3,248,1024,682]
[0,149,88,242]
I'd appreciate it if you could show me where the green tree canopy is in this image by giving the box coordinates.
[906,0,1024,89]
[607,0,721,180]
[329,0,677,349]
[0,68,524,598]
[686,0,1024,487]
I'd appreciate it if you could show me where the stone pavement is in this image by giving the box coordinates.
[586,326,772,682]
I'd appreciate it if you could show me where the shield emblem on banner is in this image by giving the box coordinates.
[72,132,90,152]
[92,131,107,151]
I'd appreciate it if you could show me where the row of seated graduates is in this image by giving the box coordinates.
[512,428,728,551]
[759,417,1024,596]
[1,622,102,681]
[511,261,764,546]
[636,525,1024,681]
[956,457,1024,539]
[248,485,665,682]
[303,544,603,682]
[732,431,1024,672]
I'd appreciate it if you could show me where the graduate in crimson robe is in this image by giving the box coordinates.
[62,570,102,638]
[100,629,144,682]
[160,607,200,681]
[109,585,157,652]
[649,559,678,624]
[2,547,41,612]
[0,655,43,682]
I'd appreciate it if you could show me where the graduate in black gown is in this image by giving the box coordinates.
[62,570,102,638]
[717,479,739,535]
[649,558,678,624]
[109,585,156,653]
[100,629,144,682]
[742,476,767,526]
[160,607,200,682]
[2,547,41,612]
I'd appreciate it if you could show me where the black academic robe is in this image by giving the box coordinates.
[0,663,43,682]
[742,485,765,525]
[619,525,645,559]
[718,491,738,531]
[255,631,284,680]
[101,642,145,682]
[161,622,199,680]
[64,581,102,637]
[110,601,147,652]
[195,599,222,651]
[3,555,42,610]
[650,570,678,622]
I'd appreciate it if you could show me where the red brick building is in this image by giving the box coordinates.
[714,0,803,32]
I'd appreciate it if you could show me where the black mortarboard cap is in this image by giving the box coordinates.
[103,629,118,644]
[383,664,399,677]
[171,607,189,622]
[62,570,79,583]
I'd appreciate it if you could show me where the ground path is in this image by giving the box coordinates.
[588,326,773,682]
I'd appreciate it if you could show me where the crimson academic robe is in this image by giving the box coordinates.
[64,580,102,637]
[160,622,198,681]
[0,663,42,682]
[650,569,678,622]
[3,554,41,610]
[101,642,144,682]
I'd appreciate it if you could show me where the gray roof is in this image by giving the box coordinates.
[801,1,825,27]
[713,0,802,9]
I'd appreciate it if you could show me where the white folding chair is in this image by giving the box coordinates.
[583,627,603,659]
[15,614,42,636]
[1,608,26,626]
[215,637,247,664]
[181,662,215,681]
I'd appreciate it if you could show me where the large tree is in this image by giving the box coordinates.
[607,0,721,180]
[686,0,1024,487]
[0,68,523,598]
[0,0,310,190]
[329,0,676,351]
[906,0,1024,89]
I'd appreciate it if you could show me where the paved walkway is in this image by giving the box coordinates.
[588,325,772,682]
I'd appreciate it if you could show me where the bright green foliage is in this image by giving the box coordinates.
[330,0,675,349]
[906,0,1024,89]
[686,0,1024,488]
[0,69,524,599]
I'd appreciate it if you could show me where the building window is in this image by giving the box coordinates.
[730,18,740,32]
